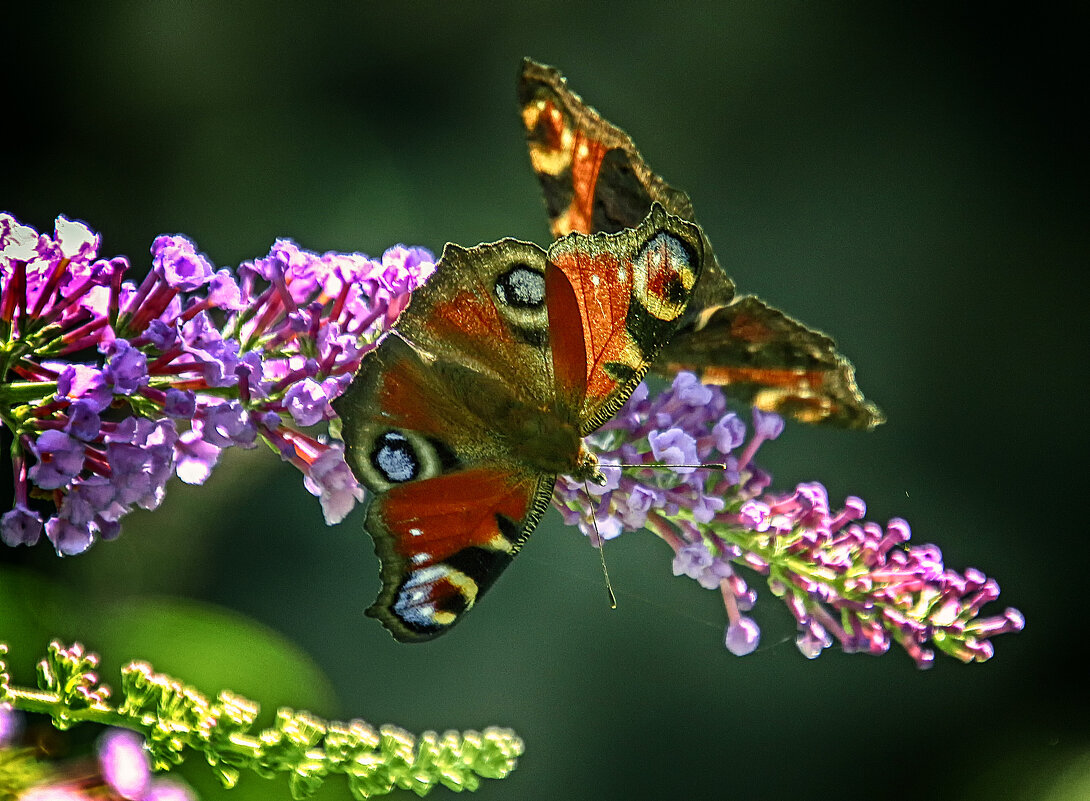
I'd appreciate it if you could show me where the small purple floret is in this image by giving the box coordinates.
[1,506,43,547]
[105,339,149,395]
[55,364,113,412]
[725,617,761,656]
[151,234,214,291]
[45,516,94,556]
[175,430,221,485]
[303,445,365,525]
[284,378,328,427]
[97,728,150,799]
[649,428,698,474]
[27,430,85,489]
[751,408,785,440]
[64,400,102,441]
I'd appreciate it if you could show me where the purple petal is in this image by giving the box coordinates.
[284,377,328,427]
[54,215,100,262]
[97,729,150,799]
[648,428,698,474]
[175,429,222,485]
[303,446,365,524]
[45,516,95,555]
[104,339,149,395]
[672,542,713,580]
[207,268,244,310]
[163,388,197,418]
[54,364,113,412]
[725,617,761,656]
[27,430,85,489]
[671,371,714,407]
[200,401,257,448]
[63,400,102,441]
[752,408,785,440]
[0,702,24,747]
[1,506,43,547]
[712,413,746,453]
[151,234,214,291]
[143,781,197,801]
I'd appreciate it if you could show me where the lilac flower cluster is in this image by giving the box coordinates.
[1,212,434,555]
[0,706,193,801]
[552,373,1024,667]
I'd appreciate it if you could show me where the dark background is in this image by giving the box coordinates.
[3,4,1087,800]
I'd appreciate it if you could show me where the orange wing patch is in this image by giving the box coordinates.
[379,468,534,564]
[548,245,638,408]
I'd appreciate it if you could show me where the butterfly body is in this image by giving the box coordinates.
[334,204,703,641]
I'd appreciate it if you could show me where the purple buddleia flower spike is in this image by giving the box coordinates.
[2,212,434,555]
[552,371,1023,668]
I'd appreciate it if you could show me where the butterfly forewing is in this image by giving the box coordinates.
[518,58,698,238]
[394,238,557,407]
[517,58,736,319]
[546,204,704,432]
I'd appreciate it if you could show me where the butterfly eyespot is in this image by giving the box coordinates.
[492,262,550,345]
[370,431,419,483]
[633,231,699,322]
[391,564,479,633]
[358,428,442,491]
[494,264,546,309]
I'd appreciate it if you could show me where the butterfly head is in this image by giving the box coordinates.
[571,441,607,487]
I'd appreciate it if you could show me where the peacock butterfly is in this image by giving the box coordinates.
[333,204,704,642]
[518,59,884,430]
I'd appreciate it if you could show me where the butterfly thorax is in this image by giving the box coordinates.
[502,404,602,483]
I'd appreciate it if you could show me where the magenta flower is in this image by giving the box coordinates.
[1,212,434,555]
[0,702,22,747]
[553,372,1024,668]
[97,729,151,799]
[0,718,197,801]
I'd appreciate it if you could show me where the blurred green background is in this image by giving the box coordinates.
[2,4,1086,800]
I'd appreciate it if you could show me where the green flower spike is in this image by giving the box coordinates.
[1,641,524,799]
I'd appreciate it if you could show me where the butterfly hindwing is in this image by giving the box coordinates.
[518,58,884,430]
[658,295,883,428]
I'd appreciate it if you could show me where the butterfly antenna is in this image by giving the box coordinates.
[583,479,618,610]
[578,464,726,610]
[615,462,728,471]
